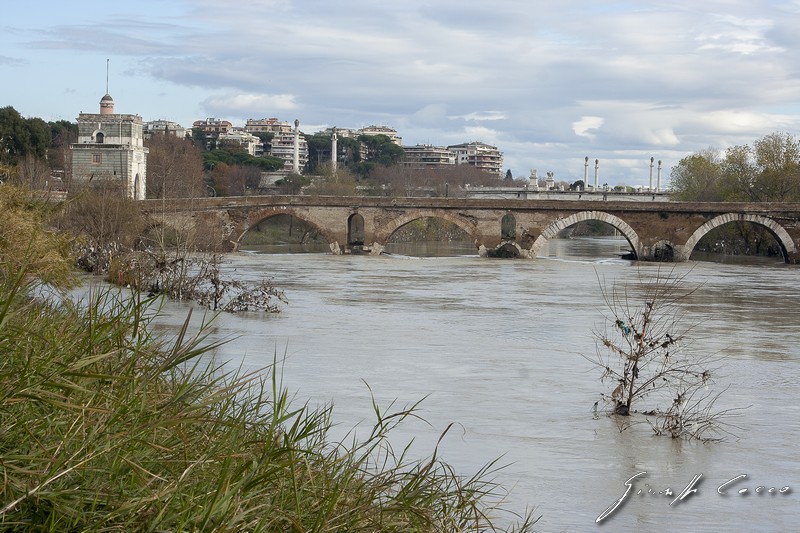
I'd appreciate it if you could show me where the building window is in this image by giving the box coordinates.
[96,132,105,143]
[92,154,102,164]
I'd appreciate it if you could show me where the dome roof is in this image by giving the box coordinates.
[101,94,114,102]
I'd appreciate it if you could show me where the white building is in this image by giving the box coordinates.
[358,125,402,146]
[70,93,148,199]
[401,144,455,169]
[269,130,309,173]
[244,118,293,135]
[192,118,233,150]
[446,141,503,176]
[144,120,189,139]
[217,130,262,156]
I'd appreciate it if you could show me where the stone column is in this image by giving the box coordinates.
[584,156,589,190]
[292,119,300,174]
[657,160,662,192]
[649,157,654,191]
[331,127,338,172]
[594,159,599,191]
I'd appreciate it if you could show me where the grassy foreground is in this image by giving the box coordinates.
[0,189,536,531]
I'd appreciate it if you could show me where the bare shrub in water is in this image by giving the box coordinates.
[586,268,743,441]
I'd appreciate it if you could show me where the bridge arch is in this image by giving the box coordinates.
[501,213,517,240]
[234,208,338,252]
[347,213,365,247]
[529,210,643,259]
[679,213,796,262]
[375,209,480,249]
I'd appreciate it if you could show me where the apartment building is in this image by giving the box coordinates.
[244,118,293,135]
[401,144,456,169]
[269,130,309,172]
[144,119,189,139]
[217,129,263,156]
[446,141,503,176]
[358,125,402,146]
[192,118,233,149]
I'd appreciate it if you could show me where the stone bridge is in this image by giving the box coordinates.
[140,196,800,263]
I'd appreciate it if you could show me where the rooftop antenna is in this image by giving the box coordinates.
[106,58,109,94]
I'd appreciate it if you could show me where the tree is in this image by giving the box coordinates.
[275,172,310,195]
[370,164,500,197]
[209,162,231,197]
[586,269,740,441]
[719,144,756,201]
[671,133,800,203]
[25,117,51,161]
[48,120,77,187]
[145,134,206,199]
[14,154,51,190]
[203,144,283,172]
[57,182,146,274]
[751,132,800,201]
[0,184,74,287]
[190,127,207,150]
[0,106,32,166]
[226,164,262,196]
[357,134,405,168]
[305,165,357,196]
[669,149,723,201]
[304,132,334,174]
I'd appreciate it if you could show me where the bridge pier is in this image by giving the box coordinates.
[367,242,385,255]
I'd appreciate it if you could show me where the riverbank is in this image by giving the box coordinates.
[0,186,536,531]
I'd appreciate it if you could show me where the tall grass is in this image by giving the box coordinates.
[0,271,536,531]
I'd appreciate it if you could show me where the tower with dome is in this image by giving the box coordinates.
[70,91,148,199]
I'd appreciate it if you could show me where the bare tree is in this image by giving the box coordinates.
[586,268,743,441]
[14,154,51,190]
[305,164,358,195]
[226,164,262,196]
[370,165,501,197]
[55,183,146,273]
[145,134,206,199]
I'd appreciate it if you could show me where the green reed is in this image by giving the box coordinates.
[0,269,536,532]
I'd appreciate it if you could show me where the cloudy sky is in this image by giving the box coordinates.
[3,0,800,186]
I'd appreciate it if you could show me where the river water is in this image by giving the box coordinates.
[152,238,799,531]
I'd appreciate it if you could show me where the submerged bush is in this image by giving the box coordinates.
[586,267,743,441]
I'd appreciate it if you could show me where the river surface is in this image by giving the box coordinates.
[151,238,799,532]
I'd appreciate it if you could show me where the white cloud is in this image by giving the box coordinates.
[450,111,507,122]
[4,0,800,185]
[202,93,297,118]
[696,14,783,55]
[572,116,604,139]
[462,126,500,145]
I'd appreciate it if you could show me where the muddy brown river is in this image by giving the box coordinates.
[149,237,799,531]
